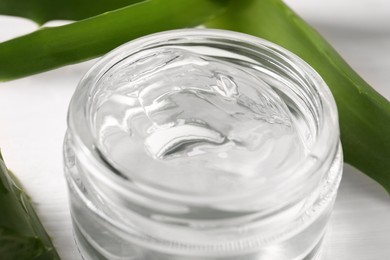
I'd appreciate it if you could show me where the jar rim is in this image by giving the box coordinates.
[67,28,340,206]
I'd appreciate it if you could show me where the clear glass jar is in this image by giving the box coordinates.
[64,29,342,260]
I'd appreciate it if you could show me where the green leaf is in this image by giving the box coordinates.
[0,0,228,81]
[207,0,390,193]
[0,0,145,25]
[0,152,59,259]
[0,227,47,260]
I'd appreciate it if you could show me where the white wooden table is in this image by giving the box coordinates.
[1,1,389,259]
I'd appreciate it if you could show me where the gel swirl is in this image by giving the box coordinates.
[90,47,307,195]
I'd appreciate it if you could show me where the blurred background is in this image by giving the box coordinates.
[0,1,389,259]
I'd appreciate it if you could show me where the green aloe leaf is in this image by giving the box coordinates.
[0,0,227,81]
[0,0,144,25]
[0,152,59,259]
[0,228,47,260]
[207,0,390,193]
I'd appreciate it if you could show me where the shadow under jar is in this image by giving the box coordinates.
[64,29,342,260]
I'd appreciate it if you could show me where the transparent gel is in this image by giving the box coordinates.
[64,29,342,260]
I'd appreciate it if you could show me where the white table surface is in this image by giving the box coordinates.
[1,1,390,259]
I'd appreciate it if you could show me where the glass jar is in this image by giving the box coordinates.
[64,29,342,260]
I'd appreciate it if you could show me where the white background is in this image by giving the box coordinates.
[0,1,390,259]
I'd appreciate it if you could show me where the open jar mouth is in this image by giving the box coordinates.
[67,28,340,210]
